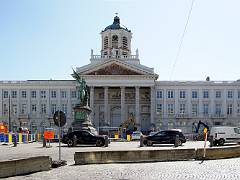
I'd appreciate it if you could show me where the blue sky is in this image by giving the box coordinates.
[0,0,240,81]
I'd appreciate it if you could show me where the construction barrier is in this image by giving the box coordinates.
[127,135,131,141]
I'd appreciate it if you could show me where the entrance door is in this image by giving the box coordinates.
[111,106,121,127]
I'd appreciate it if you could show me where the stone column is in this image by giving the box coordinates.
[121,86,125,123]
[104,87,109,125]
[150,86,155,125]
[135,87,140,128]
[90,86,95,122]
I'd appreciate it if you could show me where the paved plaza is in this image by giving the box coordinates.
[1,141,240,179]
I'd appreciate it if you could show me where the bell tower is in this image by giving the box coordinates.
[100,15,132,58]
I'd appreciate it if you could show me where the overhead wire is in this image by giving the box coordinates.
[169,0,196,80]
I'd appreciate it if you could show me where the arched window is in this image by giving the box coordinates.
[104,36,108,49]
[112,35,118,48]
[122,36,128,49]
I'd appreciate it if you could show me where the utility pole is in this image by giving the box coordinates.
[8,95,11,132]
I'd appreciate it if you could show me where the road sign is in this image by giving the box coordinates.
[44,131,54,139]
[53,111,66,127]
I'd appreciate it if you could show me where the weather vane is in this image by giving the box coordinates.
[115,12,118,16]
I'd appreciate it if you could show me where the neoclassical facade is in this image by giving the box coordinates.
[1,16,240,133]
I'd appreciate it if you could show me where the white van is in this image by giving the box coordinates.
[210,126,240,146]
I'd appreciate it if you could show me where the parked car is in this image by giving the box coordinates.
[62,130,107,147]
[143,129,186,146]
[131,131,143,141]
[210,126,240,146]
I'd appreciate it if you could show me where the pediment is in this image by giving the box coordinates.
[85,63,144,75]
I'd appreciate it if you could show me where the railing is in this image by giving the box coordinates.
[90,54,139,60]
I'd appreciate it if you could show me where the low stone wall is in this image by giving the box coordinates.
[74,149,196,165]
[74,145,240,165]
[0,156,52,178]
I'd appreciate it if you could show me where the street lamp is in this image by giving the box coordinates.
[8,94,11,132]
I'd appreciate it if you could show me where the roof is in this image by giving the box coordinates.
[102,16,131,32]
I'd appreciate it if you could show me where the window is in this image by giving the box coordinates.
[237,104,240,115]
[3,91,8,98]
[21,104,27,114]
[51,104,57,114]
[61,104,67,114]
[112,35,118,48]
[21,91,27,98]
[203,104,209,115]
[41,104,46,114]
[31,91,36,98]
[203,90,209,98]
[40,90,46,98]
[238,91,240,99]
[31,104,37,113]
[11,91,17,98]
[122,36,128,49]
[156,90,163,99]
[215,104,222,115]
[192,91,198,98]
[104,36,108,49]
[167,90,174,98]
[3,104,8,115]
[61,91,67,98]
[227,90,233,98]
[227,104,233,115]
[179,104,186,114]
[51,90,57,98]
[180,90,186,99]
[216,91,221,98]
[192,104,198,115]
[156,104,163,114]
[12,104,17,115]
[71,90,77,98]
[167,104,174,114]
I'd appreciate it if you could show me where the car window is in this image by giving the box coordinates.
[234,128,240,134]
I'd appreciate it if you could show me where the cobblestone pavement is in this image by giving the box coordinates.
[1,141,240,179]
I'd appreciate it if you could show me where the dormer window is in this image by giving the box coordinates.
[112,35,118,48]
[104,36,108,49]
[122,36,128,49]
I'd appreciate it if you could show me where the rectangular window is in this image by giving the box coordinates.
[11,91,17,98]
[192,104,198,115]
[71,90,77,98]
[3,104,8,115]
[51,104,57,114]
[61,104,67,114]
[215,104,222,115]
[215,91,221,98]
[156,90,163,99]
[192,91,198,98]
[21,90,27,98]
[21,104,27,114]
[227,90,233,98]
[203,104,209,115]
[31,91,36,98]
[41,104,46,114]
[237,104,240,115]
[31,104,37,113]
[203,90,209,98]
[179,90,186,99]
[167,104,174,114]
[61,91,67,98]
[12,104,17,115]
[167,90,174,99]
[227,104,233,115]
[238,91,240,99]
[40,90,46,98]
[3,91,8,98]
[51,90,57,98]
[156,104,163,114]
[179,104,186,114]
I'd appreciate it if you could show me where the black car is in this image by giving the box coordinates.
[62,130,107,147]
[143,129,186,146]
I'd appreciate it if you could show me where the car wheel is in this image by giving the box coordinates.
[96,139,103,147]
[178,140,182,146]
[213,141,218,146]
[67,139,74,147]
[147,140,152,146]
[218,138,225,146]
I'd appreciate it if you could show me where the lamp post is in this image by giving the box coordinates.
[8,95,11,132]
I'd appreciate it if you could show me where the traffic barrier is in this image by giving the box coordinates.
[127,135,131,141]
[114,134,119,139]
[0,133,4,142]
[18,133,22,143]
[8,134,12,144]
[22,134,26,143]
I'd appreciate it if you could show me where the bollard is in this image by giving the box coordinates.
[73,135,77,147]
[43,138,46,147]
[14,134,17,147]
[209,135,213,147]
[104,136,109,147]
[140,135,144,147]
[174,135,179,147]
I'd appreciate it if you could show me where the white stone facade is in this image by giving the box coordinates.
[1,16,240,133]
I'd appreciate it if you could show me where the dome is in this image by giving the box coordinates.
[102,16,131,32]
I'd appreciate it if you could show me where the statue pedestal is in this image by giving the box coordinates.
[70,105,97,134]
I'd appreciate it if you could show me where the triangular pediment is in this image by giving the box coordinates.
[79,59,156,76]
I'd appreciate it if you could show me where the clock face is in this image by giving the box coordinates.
[112,35,118,41]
